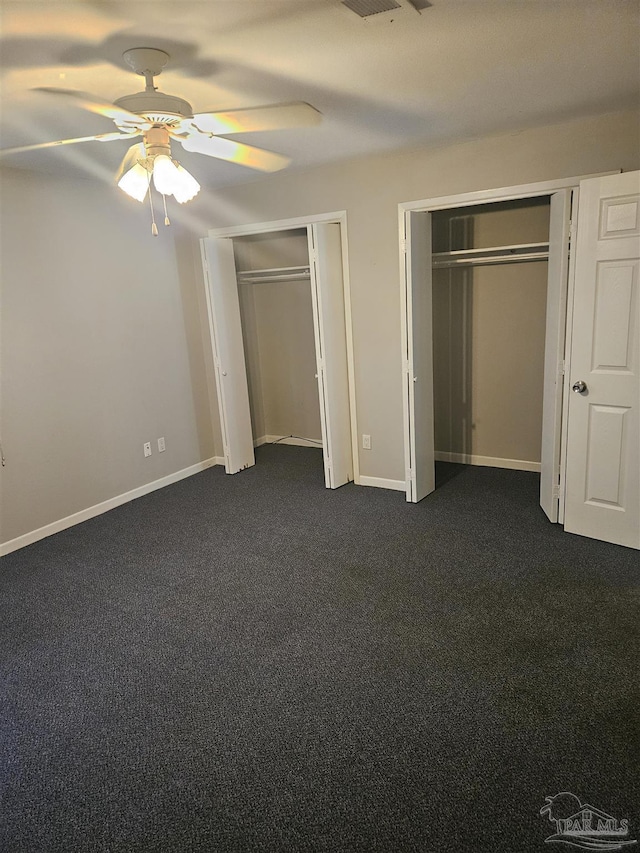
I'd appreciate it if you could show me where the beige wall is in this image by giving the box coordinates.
[0,168,217,544]
[248,281,322,442]
[191,109,639,482]
[2,108,638,546]
[233,230,310,271]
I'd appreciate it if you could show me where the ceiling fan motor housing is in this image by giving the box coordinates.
[114,91,194,126]
[143,126,173,158]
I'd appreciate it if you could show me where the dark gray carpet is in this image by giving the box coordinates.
[1,445,638,852]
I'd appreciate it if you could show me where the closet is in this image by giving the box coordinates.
[201,218,353,489]
[401,170,640,550]
[431,197,551,474]
[234,229,322,450]
[401,184,573,523]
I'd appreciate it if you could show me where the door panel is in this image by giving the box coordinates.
[564,171,640,548]
[405,210,435,502]
[540,190,572,522]
[200,237,255,475]
[308,223,352,488]
[584,405,629,505]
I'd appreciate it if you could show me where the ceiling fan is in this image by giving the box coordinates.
[1,47,321,231]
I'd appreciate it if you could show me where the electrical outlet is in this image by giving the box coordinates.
[362,434,371,449]
[143,442,152,457]
[158,437,166,453]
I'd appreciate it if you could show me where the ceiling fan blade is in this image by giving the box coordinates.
[190,102,321,135]
[0,131,140,157]
[34,87,151,130]
[177,132,290,172]
[116,141,146,182]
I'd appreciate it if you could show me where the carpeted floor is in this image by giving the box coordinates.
[1,445,638,852]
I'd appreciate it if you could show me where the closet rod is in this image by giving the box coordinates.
[433,252,549,269]
[237,272,311,284]
[236,265,311,284]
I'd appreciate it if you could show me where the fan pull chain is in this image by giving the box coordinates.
[147,175,158,236]
[162,194,171,227]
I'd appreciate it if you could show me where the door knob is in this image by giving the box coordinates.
[572,380,587,394]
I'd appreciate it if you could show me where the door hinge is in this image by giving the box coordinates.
[400,238,407,254]
[552,475,563,500]
[558,359,566,376]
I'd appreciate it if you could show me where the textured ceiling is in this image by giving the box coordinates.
[0,0,638,187]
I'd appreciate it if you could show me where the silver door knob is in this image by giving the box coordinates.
[572,380,587,394]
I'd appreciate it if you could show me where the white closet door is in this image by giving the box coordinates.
[201,237,255,475]
[308,223,352,488]
[564,171,640,549]
[404,211,435,502]
[540,189,572,522]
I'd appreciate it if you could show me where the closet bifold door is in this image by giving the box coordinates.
[200,237,255,475]
[308,223,353,488]
[403,210,435,503]
[540,189,572,522]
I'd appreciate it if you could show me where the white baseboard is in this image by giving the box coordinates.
[358,475,406,492]
[434,451,540,473]
[255,434,323,448]
[1,457,222,557]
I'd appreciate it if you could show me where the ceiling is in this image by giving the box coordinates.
[1,0,638,188]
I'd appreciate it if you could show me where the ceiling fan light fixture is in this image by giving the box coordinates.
[2,48,319,230]
[152,154,200,202]
[151,154,179,195]
[172,165,201,204]
[118,161,150,202]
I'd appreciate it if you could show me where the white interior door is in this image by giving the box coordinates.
[540,189,572,522]
[564,171,640,549]
[404,210,435,502]
[201,237,255,475]
[308,222,353,488]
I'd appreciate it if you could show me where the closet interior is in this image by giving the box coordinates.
[431,197,552,472]
[232,228,323,449]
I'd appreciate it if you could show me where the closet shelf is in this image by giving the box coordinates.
[433,242,550,268]
[237,265,311,284]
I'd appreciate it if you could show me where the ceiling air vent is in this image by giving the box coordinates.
[341,0,431,18]
[341,0,401,17]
